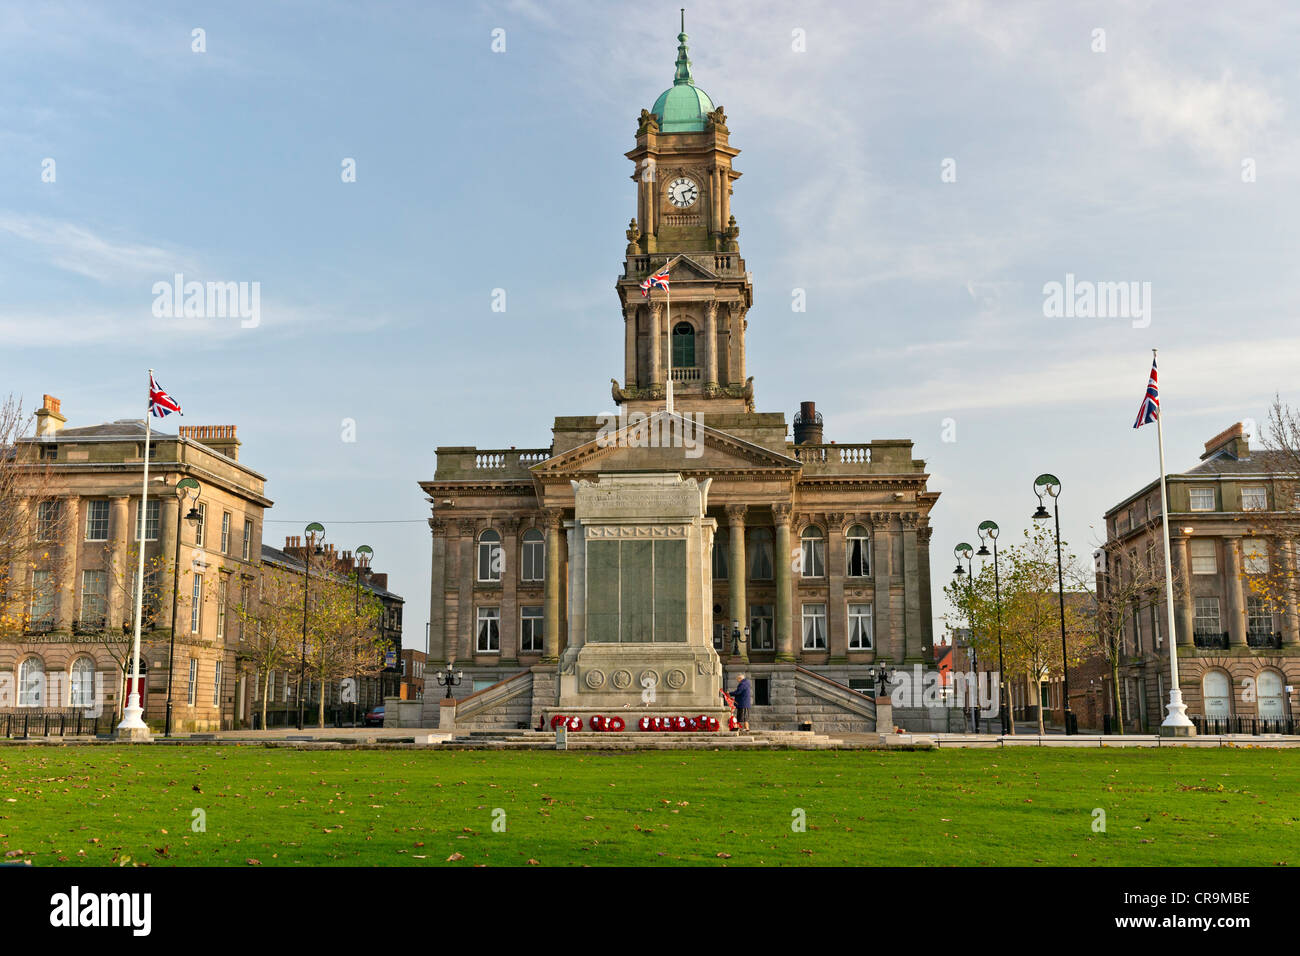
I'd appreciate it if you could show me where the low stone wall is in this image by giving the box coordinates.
[891,705,967,733]
[383,698,425,728]
[724,664,876,733]
[453,671,535,731]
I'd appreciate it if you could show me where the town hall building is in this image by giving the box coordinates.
[419,22,940,732]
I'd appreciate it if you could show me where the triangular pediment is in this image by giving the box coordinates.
[532,411,799,478]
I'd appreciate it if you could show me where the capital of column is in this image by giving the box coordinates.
[456,518,478,537]
[771,502,793,526]
[428,517,450,536]
[869,512,892,530]
[725,504,748,526]
[541,508,564,531]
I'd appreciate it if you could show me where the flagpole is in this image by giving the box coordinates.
[664,257,674,415]
[1152,348,1195,735]
[117,370,154,739]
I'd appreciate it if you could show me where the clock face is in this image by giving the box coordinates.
[667,177,699,208]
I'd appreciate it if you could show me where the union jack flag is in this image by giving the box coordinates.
[1133,358,1159,428]
[639,269,670,297]
[149,373,183,418]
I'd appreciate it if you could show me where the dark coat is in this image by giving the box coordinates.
[732,677,752,709]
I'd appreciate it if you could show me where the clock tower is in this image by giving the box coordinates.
[614,13,754,415]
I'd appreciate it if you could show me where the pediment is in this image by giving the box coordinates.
[532,411,799,479]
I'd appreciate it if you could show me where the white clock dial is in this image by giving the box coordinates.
[667,177,699,208]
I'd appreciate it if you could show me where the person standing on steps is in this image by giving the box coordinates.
[731,673,752,732]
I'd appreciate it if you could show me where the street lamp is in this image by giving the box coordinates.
[298,522,324,730]
[352,544,373,727]
[164,477,201,738]
[870,663,896,695]
[976,520,1011,735]
[1033,473,1073,735]
[953,542,977,732]
[434,662,463,699]
[730,619,750,656]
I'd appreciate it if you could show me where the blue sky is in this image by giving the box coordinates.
[3,0,1299,647]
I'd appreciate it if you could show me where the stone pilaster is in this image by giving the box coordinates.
[500,517,520,665]
[870,513,894,661]
[704,301,719,389]
[428,517,449,663]
[648,303,663,388]
[456,518,477,661]
[902,512,922,661]
[1283,539,1300,646]
[917,524,934,658]
[773,503,794,661]
[160,495,179,631]
[1171,532,1194,646]
[826,513,847,662]
[542,509,563,662]
[1223,536,1246,647]
[56,497,80,630]
[108,496,129,629]
[725,504,747,661]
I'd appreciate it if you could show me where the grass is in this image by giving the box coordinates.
[0,745,1296,867]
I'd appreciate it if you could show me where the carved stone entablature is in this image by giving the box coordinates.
[497,516,521,535]
[869,512,892,530]
[585,524,688,539]
[826,511,848,531]
[456,518,479,537]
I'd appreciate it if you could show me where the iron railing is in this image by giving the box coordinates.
[0,710,111,738]
[1191,714,1296,735]
[1193,631,1229,649]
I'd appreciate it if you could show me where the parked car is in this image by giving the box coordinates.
[363,705,385,727]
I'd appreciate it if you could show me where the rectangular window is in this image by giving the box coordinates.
[213,659,222,707]
[520,606,544,653]
[79,570,107,625]
[266,669,275,703]
[521,532,545,582]
[478,536,502,582]
[748,530,773,581]
[848,603,873,650]
[1151,604,1162,647]
[1193,596,1221,635]
[217,578,227,639]
[194,503,206,547]
[29,570,55,625]
[36,500,61,541]
[846,531,870,576]
[187,658,198,706]
[135,499,160,541]
[242,519,253,560]
[1190,539,1217,574]
[1188,487,1215,512]
[801,603,827,650]
[221,512,231,554]
[1241,486,1268,511]
[85,500,109,541]
[191,574,203,634]
[800,532,825,578]
[1242,539,1269,574]
[711,530,728,580]
[749,605,774,651]
[476,607,500,653]
[1247,596,1272,636]
[1131,607,1142,653]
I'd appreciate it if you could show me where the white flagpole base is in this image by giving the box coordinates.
[116,691,152,741]
[1159,687,1196,737]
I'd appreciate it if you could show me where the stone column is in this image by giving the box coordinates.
[1171,533,1194,646]
[160,495,179,631]
[500,518,519,665]
[870,513,893,661]
[827,514,847,662]
[704,301,719,390]
[428,518,448,663]
[457,519,477,661]
[733,304,746,383]
[1283,539,1300,646]
[56,497,80,630]
[773,503,794,661]
[624,305,638,389]
[917,525,934,658]
[902,513,922,661]
[1223,536,1246,647]
[648,303,663,389]
[543,509,563,662]
[725,505,747,661]
[108,496,129,629]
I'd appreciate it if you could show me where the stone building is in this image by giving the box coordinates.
[419,25,940,732]
[1100,422,1299,731]
[2,396,271,731]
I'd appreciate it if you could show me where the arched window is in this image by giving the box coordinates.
[712,528,729,579]
[69,657,95,708]
[520,529,545,582]
[846,525,870,576]
[800,526,825,578]
[1257,670,1285,719]
[748,528,773,581]
[18,657,44,708]
[477,530,502,582]
[672,322,695,368]
[1202,670,1232,718]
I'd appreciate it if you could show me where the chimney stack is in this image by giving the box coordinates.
[34,394,66,438]
[1200,422,1250,461]
[793,401,823,445]
[179,424,241,461]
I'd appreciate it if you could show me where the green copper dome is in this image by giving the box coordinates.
[651,14,714,133]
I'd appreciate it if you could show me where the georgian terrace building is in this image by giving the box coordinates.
[1100,422,1299,732]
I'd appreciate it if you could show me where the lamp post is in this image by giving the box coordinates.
[730,619,750,657]
[297,522,324,730]
[870,663,896,696]
[953,542,977,732]
[434,662,463,700]
[352,544,373,727]
[164,477,202,738]
[1033,473,1073,735]
[976,520,1010,735]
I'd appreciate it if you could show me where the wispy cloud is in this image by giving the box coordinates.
[0,213,192,283]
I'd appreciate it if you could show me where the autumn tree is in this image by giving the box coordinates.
[234,570,303,729]
[304,572,388,728]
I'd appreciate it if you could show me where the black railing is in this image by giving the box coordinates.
[1193,631,1229,649]
[72,617,107,635]
[0,710,110,738]
[22,620,55,635]
[1247,630,1283,649]
[1191,714,1296,735]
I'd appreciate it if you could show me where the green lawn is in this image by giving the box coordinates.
[0,746,1296,866]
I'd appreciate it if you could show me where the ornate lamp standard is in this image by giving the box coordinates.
[352,544,373,726]
[730,619,750,657]
[164,477,202,738]
[297,522,324,730]
[953,542,977,732]
[434,662,464,700]
[1032,473,1073,735]
[976,520,1010,735]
